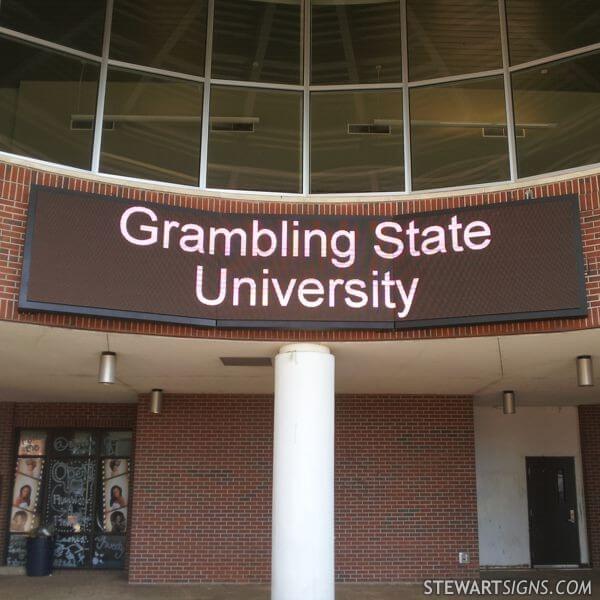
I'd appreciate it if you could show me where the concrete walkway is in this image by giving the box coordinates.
[0,569,598,600]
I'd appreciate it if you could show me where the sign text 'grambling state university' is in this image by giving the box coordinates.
[20,187,587,330]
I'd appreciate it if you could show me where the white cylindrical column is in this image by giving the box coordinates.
[272,343,335,600]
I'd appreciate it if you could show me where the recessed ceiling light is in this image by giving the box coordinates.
[220,357,272,367]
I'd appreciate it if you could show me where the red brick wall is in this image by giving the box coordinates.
[1,159,599,342]
[579,404,600,567]
[0,401,137,565]
[335,395,478,581]
[11,402,137,430]
[129,393,478,584]
[129,394,273,584]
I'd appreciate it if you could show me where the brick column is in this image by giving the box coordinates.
[0,403,16,564]
[579,405,600,567]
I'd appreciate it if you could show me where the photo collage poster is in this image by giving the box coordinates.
[10,431,46,534]
[102,458,129,534]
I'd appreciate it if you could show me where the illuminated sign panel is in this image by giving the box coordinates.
[19,186,587,330]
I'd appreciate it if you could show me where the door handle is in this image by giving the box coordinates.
[569,509,576,523]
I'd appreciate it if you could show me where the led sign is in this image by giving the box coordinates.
[19,187,587,330]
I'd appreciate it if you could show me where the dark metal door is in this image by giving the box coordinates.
[526,457,580,566]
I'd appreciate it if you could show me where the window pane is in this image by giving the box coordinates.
[54,534,91,568]
[51,431,96,456]
[507,0,600,66]
[0,0,106,55]
[110,0,208,76]
[101,432,133,457]
[212,0,301,84]
[207,86,302,193]
[410,76,509,190]
[407,0,502,81]
[311,90,404,193]
[45,459,97,532]
[512,52,600,178]
[0,37,99,169]
[100,68,203,185]
[6,535,27,566]
[92,535,127,569]
[311,0,402,85]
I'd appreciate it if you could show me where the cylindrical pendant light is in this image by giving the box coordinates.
[502,390,516,415]
[98,351,117,385]
[577,355,594,387]
[150,389,163,414]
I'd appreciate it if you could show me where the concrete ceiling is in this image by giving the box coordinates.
[0,320,599,407]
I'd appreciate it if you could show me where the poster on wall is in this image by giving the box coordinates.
[12,473,41,510]
[10,432,46,537]
[18,430,46,456]
[104,509,127,534]
[10,468,43,533]
[10,507,34,533]
[104,458,128,478]
[16,457,44,479]
[102,460,129,533]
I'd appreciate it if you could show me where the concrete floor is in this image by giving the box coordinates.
[0,569,598,600]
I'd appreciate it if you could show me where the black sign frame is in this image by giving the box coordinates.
[18,185,588,330]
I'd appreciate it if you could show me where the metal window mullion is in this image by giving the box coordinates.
[498,0,518,182]
[199,0,214,189]
[302,0,311,195]
[91,0,114,173]
[508,41,600,73]
[400,0,412,193]
[310,82,403,92]
[107,59,205,83]
[0,26,101,62]
[406,68,504,88]
[210,77,302,91]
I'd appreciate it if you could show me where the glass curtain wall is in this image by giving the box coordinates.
[0,1,600,194]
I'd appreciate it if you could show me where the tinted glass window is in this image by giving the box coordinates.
[51,431,96,456]
[207,86,302,193]
[100,68,203,185]
[0,37,99,170]
[0,0,106,55]
[311,0,402,85]
[110,0,208,76]
[212,0,302,85]
[101,431,133,457]
[512,52,600,178]
[410,76,509,189]
[507,0,600,66]
[311,90,404,193]
[407,0,502,81]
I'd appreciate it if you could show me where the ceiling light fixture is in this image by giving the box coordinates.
[502,390,516,415]
[150,389,164,414]
[98,351,116,385]
[577,355,594,387]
